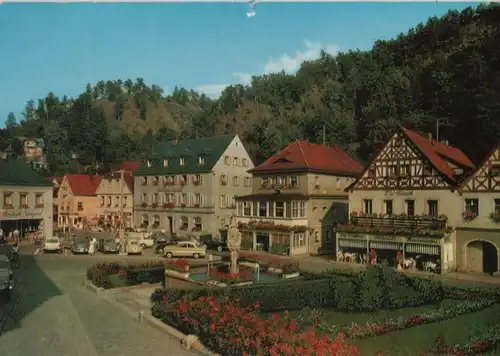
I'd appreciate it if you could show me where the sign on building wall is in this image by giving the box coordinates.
[1,209,44,219]
[384,190,414,197]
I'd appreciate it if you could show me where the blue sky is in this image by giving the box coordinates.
[0,2,478,124]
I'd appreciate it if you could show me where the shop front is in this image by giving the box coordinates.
[0,206,52,240]
[336,231,445,271]
[239,228,309,256]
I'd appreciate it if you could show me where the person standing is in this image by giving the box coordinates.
[88,236,97,256]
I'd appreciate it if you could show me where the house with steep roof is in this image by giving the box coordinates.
[95,170,135,228]
[0,157,54,239]
[455,143,500,274]
[343,126,475,273]
[134,135,254,236]
[235,140,363,256]
[57,174,102,229]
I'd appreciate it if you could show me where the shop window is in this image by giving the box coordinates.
[293,233,306,248]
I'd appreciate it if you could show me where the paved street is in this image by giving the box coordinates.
[0,247,197,356]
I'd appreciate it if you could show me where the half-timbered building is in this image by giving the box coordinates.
[343,126,475,272]
[456,144,500,274]
[235,140,363,256]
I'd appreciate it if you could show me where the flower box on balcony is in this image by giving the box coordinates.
[164,202,175,208]
[152,181,158,186]
[162,181,169,186]
[152,203,158,208]
[193,203,200,208]
[490,212,500,223]
[179,226,188,231]
[192,227,201,232]
[20,204,29,209]
[462,211,477,222]
[141,202,147,208]
[35,204,44,208]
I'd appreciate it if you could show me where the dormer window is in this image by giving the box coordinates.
[198,156,205,166]
[146,160,151,167]
[163,159,168,167]
[180,157,185,167]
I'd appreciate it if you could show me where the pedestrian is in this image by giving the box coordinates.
[88,237,97,256]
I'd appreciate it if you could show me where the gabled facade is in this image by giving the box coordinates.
[95,171,134,228]
[133,135,253,236]
[57,174,102,229]
[456,144,500,274]
[236,140,363,256]
[343,126,475,272]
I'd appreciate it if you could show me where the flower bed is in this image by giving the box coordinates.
[208,269,253,285]
[267,257,300,278]
[345,298,496,339]
[154,295,359,356]
[87,261,164,289]
[165,259,189,273]
[431,329,500,355]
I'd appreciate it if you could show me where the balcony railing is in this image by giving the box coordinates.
[336,214,451,237]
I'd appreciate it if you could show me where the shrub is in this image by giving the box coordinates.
[87,261,164,289]
[157,295,359,356]
[124,266,165,286]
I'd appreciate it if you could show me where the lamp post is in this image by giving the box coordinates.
[119,170,126,255]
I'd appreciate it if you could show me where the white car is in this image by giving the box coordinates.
[44,237,62,253]
[126,240,143,255]
[139,236,154,248]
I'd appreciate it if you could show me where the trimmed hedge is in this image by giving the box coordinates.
[152,265,443,313]
[87,261,164,289]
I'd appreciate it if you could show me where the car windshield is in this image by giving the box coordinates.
[46,238,59,243]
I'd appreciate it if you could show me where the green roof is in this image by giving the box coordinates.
[0,158,53,187]
[135,135,235,176]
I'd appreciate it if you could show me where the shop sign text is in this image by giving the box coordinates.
[384,190,414,197]
[2,209,43,219]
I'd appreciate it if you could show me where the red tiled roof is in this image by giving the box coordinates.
[401,127,474,182]
[249,140,363,175]
[66,174,102,196]
[124,172,134,192]
[120,161,142,173]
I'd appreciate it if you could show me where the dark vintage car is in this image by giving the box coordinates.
[71,238,89,254]
[99,239,119,254]
[0,254,13,303]
[200,234,228,252]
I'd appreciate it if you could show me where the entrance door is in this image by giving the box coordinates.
[483,242,498,275]
[256,232,270,252]
[167,216,173,235]
[466,240,499,274]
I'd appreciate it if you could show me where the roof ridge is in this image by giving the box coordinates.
[296,140,309,168]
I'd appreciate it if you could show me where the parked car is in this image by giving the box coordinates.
[98,239,119,254]
[0,255,13,303]
[154,235,189,254]
[71,238,89,254]
[126,240,142,255]
[200,234,228,252]
[44,237,62,253]
[139,235,154,248]
[164,241,206,259]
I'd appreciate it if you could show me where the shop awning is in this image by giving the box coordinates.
[339,238,367,249]
[369,241,403,251]
[405,243,440,256]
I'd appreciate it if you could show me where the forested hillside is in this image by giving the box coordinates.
[2,3,500,175]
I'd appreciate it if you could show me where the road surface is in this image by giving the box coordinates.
[0,247,197,356]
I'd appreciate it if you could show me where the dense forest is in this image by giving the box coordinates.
[2,4,500,175]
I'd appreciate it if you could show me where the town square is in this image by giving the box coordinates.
[2,2,500,356]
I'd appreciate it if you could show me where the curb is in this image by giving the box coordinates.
[83,278,218,355]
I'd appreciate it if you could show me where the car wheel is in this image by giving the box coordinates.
[166,252,173,259]
[193,253,200,259]
[217,246,223,252]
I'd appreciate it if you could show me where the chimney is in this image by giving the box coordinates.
[427,133,432,141]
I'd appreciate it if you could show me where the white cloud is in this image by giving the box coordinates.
[195,84,229,97]
[196,40,340,96]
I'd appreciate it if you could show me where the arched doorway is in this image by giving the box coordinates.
[465,240,498,275]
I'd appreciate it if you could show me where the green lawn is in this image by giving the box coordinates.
[282,301,500,356]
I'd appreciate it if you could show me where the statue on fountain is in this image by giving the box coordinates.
[227,215,242,274]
